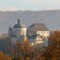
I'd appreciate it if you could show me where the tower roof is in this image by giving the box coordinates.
[13,18,26,28]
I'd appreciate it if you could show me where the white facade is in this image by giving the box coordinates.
[36,35,44,44]
[29,35,48,46]
[29,35,46,46]
[37,31,50,37]
[12,28,26,38]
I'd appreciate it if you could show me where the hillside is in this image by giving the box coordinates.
[0,10,60,35]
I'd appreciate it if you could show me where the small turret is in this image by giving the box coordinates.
[9,25,12,30]
[18,18,21,24]
[8,25,12,37]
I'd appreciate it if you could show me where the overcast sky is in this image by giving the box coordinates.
[0,0,60,11]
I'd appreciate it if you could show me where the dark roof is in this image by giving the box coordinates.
[28,34,47,43]
[13,18,26,28]
[28,34,45,43]
[28,34,44,39]
[28,23,49,31]
[9,27,12,30]
[28,35,36,42]
[28,35,37,39]
[13,23,26,28]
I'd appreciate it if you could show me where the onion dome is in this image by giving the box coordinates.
[13,18,26,28]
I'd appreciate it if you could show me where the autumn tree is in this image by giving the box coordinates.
[16,40,34,60]
[9,39,35,60]
[49,31,60,46]
[43,30,60,60]
[0,51,11,60]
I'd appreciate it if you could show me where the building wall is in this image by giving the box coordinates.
[27,28,50,37]
[27,27,36,36]
[36,36,44,44]
[12,28,26,37]
[8,29,12,37]
[11,37,18,45]
[37,31,50,37]
[21,28,27,35]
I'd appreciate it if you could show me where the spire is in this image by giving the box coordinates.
[18,17,21,24]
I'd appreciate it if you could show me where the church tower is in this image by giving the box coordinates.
[13,18,27,38]
[8,18,27,45]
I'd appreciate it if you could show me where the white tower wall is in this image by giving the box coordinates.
[13,28,26,38]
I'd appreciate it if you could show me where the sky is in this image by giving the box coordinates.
[0,0,60,11]
[0,0,60,36]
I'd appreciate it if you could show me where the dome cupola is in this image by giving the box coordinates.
[13,18,26,28]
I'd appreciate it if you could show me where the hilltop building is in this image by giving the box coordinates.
[8,18,50,46]
[27,23,49,37]
[8,18,27,44]
[27,23,50,46]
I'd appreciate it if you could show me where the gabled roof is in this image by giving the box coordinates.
[28,23,49,31]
